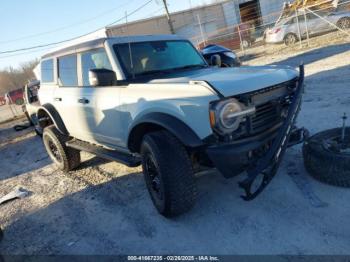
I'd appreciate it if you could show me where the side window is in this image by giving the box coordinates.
[81,49,112,86]
[41,59,54,83]
[292,15,305,24]
[58,54,78,87]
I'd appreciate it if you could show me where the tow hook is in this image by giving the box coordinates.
[288,127,310,147]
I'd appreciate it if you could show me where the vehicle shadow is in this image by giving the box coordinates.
[272,42,350,67]
[0,135,50,182]
[298,63,350,134]
[2,159,349,255]
[242,42,350,66]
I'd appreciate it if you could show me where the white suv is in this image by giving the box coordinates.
[36,35,305,217]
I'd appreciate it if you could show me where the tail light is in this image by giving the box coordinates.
[272,28,281,34]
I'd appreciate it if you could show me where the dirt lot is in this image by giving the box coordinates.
[1,36,350,255]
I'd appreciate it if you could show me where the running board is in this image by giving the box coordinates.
[66,139,141,167]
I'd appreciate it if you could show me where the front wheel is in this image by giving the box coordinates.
[337,17,350,30]
[43,126,80,172]
[141,130,196,217]
[284,33,298,46]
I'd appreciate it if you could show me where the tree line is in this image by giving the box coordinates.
[0,60,38,95]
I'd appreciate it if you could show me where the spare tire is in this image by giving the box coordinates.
[303,128,350,187]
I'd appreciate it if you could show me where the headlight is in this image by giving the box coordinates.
[209,98,256,135]
[220,101,242,129]
[223,52,237,59]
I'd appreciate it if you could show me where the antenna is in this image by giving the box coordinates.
[125,11,135,79]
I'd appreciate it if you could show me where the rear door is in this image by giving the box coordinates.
[53,54,88,139]
[306,12,329,35]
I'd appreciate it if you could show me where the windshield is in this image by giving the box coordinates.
[113,40,207,78]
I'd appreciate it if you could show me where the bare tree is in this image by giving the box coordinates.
[0,59,38,94]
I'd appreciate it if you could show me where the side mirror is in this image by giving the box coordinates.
[210,54,222,67]
[89,68,117,87]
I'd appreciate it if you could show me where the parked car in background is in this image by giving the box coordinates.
[200,44,241,67]
[5,88,24,105]
[198,23,255,50]
[265,10,350,46]
[22,80,42,135]
[0,96,6,106]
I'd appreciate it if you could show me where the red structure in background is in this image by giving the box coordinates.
[6,88,24,105]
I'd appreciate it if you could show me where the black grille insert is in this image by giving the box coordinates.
[250,101,281,134]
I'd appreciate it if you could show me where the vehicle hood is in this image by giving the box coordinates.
[148,66,299,97]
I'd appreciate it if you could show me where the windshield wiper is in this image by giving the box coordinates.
[134,69,175,77]
[134,65,207,77]
[173,64,208,70]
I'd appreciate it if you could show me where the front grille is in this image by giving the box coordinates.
[250,101,281,134]
[234,79,297,138]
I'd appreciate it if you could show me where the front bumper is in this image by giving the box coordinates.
[206,124,281,178]
[265,32,285,44]
[206,65,305,200]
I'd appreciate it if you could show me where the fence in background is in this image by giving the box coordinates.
[186,0,350,54]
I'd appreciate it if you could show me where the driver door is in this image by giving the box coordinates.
[76,48,124,148]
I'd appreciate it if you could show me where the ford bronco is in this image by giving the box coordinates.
[36,35,305,217]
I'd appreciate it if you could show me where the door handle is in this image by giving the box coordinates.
[78,98,89,104]
[54,97,62,102]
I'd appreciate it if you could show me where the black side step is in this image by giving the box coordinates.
[66,139,141,167]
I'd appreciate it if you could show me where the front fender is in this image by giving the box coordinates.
[128,112,204,152]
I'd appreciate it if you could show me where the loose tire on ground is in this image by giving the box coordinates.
[141,130,196,217]
[303,128,350,187]
[43,126,80,172]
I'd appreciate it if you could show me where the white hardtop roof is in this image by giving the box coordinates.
[108,34,185,43]
[41,34,186,59]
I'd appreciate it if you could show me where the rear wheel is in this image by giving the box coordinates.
[241,40,250,49]
[43,126,80,172]
[284,33,298,46]
[141,130,196,217]
[337,17,350,30]
[15,98,24,105]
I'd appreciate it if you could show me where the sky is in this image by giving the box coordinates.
[0,0,210,70]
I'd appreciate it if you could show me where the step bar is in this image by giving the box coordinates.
[66,139,141,167]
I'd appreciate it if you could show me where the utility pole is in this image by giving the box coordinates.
[162,0,175,34]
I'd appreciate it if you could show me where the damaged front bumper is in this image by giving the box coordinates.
[206,65,306,200]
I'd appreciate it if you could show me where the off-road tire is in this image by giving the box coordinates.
[337,17,350,30]
[141,130,196,217]
[284,33,298,46]
[303,128,350,187]
[43,126,80,172]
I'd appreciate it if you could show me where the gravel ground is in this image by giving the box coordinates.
[1,34,350,255]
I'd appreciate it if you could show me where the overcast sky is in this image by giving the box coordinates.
[0,0,213,70]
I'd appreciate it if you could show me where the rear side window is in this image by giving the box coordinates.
[81,49,112,86]
[41,59,54,83]
[58,54,78,86]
